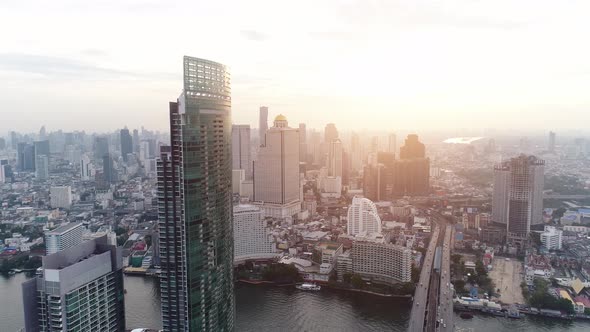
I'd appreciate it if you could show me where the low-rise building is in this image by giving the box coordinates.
[540,226,563,250]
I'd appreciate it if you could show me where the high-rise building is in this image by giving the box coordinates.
[399,134,425,159]
[350,132,362,172]
[45,222,84,255]
[328,139,343,178]
[0,137,5,150]
[34,140,50,161]
[81,155,93,180]
[232,125,252,179]
[17,142,36,171]
[299,123,307,163]
[347,196,382,236]
[103,154,115,184]
[311,131,322,166]
[363,163,387,202]
[233,204,278,263]
[158,56,234,331]
[388,133,397,155]
[94,136,109,161]
[133,128,140,153]
[120,128,133,162]
[492,155,545,249]
[35,154,49,180]
[0,163,6,183]
[324,123,339,144]
[259,106,269,142]
[548,131,556,152]
[50,186,72,209]
[253,114,301,219]
[22,235,125,332]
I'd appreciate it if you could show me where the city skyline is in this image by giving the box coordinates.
[2,1,590,132]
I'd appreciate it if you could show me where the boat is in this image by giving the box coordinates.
[295,283,321,291]
[460,312,474,319]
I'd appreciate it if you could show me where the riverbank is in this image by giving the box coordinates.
[238,279,412,298]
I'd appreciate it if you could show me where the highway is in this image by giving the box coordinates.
[408,224,440,332]
[437,224,454,331]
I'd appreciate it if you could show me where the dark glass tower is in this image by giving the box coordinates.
[158,56,234,331]
[120,128,133,162]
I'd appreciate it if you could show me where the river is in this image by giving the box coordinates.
[2,273,590,332]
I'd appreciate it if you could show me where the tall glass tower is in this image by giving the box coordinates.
[158,56,234,331]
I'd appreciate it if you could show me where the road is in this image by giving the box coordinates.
[408,224,440,332]
[437,224,454,331]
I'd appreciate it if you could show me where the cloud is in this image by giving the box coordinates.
[240,29,269,41]
[0,53,178,81]
[81,48,108,57]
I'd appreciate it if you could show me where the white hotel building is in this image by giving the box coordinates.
[233,204,279,264]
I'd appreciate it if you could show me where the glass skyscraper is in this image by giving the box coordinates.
[158,56,234,331]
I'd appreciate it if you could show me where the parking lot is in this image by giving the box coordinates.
[489,257,525,304]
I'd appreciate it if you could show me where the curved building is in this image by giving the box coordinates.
[347,196,382,236]
[158,56,234,331]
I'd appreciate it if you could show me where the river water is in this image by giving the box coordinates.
[2,273,590,332]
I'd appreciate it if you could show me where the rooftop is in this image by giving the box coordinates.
[45,222,82,236]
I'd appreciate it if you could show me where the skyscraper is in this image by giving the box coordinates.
[347,196,382,236]
[158,56,234,331]
[492,155,545,249]
[388,133,397,155]
[17,142,36,171]
[94,136,109,161]
[120,128,133,162]
[81,155,93,180]
[232,124,252,179]
[35,154,49,180]
[103,153,115,184]
[328,139,343,178]
[399,134,425,159]
[548,131,556,152]
[22,235,125,332]
[324,123,339,143]
[259,106,268,142]
[253,114,301,219]
[299,123,307,163]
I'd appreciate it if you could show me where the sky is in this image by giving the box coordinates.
[1,0,589,133]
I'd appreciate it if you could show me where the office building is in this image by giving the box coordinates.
[133,128,140,153]
[233,205,278,264]
[347,196,382,236]
[50,186,72,209]
[81,155,93,180]
[391,158,430,196]
[492,155,545,249]
[45,222,84,255]
[0,137,5,150]
[299,123,307,163]
[35,154,49,180]
[22,235,125,332]
[34,140,50,161]
[120,128,133,162]
[259,106,268,142]
[540,226,562,250]
[18,142,36,171]
[388,133,397,155]
[363,163,386,202]
[399,134,425,159]
[253,114,301,219]
[94,136,109,161]
[351,236,412,284]
[157,56,234,331]
[0,164,5,183]
[324,123,338,143]
[328,139,343,178]
[232,125,252,179]
[103,154,115,184]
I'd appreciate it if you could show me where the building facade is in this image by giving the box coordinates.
[50,186,72,209]
[231,125,252,180]
[347,196,382,236]
[259,106,268,141]
[22,235,125,332]
[253,115,301,219]
[45,222,84,255]
[233,205,278,264]
[541,226,563,250]
[351,238,412,284]
[492,155,545,249]
[157,56,234,331]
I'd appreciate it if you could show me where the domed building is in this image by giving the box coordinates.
[253,114,301,220]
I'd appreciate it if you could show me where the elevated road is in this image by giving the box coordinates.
[408,224,440,332]
[437,224,454,331]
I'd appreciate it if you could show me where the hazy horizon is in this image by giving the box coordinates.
[1,0,590,132]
